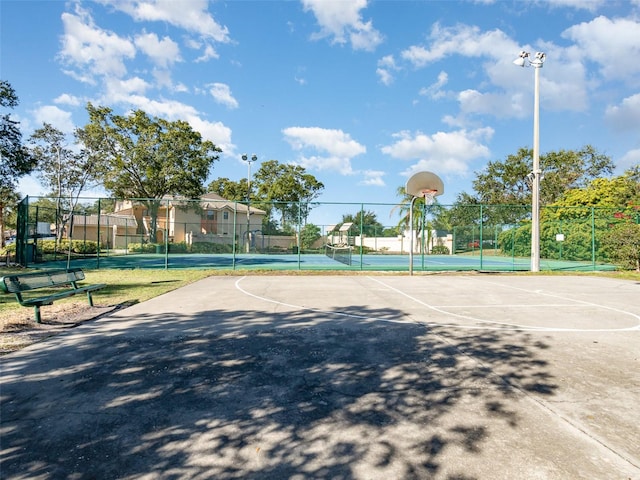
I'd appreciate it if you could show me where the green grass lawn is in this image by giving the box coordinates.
[0,268,220,319]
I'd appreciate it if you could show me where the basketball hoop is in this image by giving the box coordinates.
[421,189,438,205]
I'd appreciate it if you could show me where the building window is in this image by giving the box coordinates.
[223,211,229,220]
[207,210,215,221]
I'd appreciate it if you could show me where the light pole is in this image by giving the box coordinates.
[242,153,257,253]
[514,51,545,272]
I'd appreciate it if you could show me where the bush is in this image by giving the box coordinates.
[190,242,233,254]
[37,239,98,255]
[168,242,188,253]
[431,245,450,255]
[2,243,16,254]
[39,240,59,254]
[128,242,156,253]
[601,223,640,271]
[72,240,98,254]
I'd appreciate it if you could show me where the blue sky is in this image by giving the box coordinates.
[2,0,640,226]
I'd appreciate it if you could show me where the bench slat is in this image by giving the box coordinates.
[1,268,86,293]
[21,284,107,307]
[0,269,104,323]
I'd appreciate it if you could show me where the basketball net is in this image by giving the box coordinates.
[421,189,438,205]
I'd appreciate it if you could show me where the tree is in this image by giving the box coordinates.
[497,170,640,262]
[341,210,385,236]
[392,185,447,233]
[391,185,449,254]
[78,103,221,240]
[601,223,640,271]
[0,80,36,247]
[253,160,324,228]
[207,177,247,201]
[300,223,321,250]
[466,145,615,224]
[28,123,103,241]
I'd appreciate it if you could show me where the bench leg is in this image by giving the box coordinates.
[86,291,95,307]
[34,305,42,324]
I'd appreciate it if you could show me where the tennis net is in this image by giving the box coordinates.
[325,244,352,266]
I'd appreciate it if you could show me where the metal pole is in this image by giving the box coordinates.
[531,63,541,272]
[244,154,257,253]
[409,196,417,276]
[246,160,251,253]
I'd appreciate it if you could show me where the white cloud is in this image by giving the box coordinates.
[381,128,493,175]
[32,105,75,133]
[605,93,640,131]
[359,170,386,187]
[97,0,230,42]
[283,127,366,157]
[562,16,640,83]
[187,116,234,154]
[103,76,150,102]
[376,55,397,85]
[396,22,591,120]
[419,71,449,100]
[59,5,136,82]
[302,0,383,51]
[134,31,181,68]
[194,43,220,62]
[99,94,234,152]
[53,93,82,106]
[207,83,239,109]
[400,23,516,68]
[297,155,355,175]
[282,126,366,175]
[618,149,640,170]
[543,0,605,12]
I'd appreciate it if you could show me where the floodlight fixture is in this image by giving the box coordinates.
[513,51,528,67]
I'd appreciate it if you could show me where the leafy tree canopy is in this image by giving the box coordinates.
[545,169,640,221]
[1,80,36,247]
[252,160,324,226]
[78,103,221,238]
[207,177,247,201]
[468,145,614,206]
[341,210,385,236]
[79,103,221,201]
[28,123,106,240]
[450,145,615,226]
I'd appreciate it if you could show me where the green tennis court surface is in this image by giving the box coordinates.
[36,252,616,271]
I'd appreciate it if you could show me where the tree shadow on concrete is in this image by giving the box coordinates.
[1,305,556,479]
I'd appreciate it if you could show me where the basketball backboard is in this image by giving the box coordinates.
[405,171,444,198]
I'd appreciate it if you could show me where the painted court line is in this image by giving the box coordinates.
[235,276,640,333]
[370,276,640,333]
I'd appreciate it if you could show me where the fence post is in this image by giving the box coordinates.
[479,204,484,270]
[591,207,596,270]
[232,201,237,270]
[360,203,365,270]
[95,199,100,269]
[164,198,169,269]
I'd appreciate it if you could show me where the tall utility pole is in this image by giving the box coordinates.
[514,51,546,272]
[242,153,257,253]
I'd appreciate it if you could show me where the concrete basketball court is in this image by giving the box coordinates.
[1,274,639,479]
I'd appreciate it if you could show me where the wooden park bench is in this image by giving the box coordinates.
[0,268,106,323]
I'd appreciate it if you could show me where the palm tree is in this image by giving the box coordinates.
[391,185,448,253]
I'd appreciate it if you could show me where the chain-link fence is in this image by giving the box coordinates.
[11,196,639,271]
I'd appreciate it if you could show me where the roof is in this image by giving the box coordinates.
[71,214,138,227]
[114,193,266,215]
